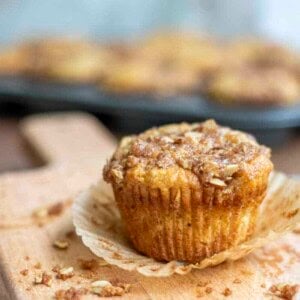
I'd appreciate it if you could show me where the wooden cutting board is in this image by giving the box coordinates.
[0,113,299,300]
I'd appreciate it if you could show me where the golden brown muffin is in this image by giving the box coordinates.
[103,120,273,262]
[21,38,113,83]
[207,66,300,105]
[137,32,223,74]
[0,47,28,75]
[226,38,300,70]
[102,57,201,95]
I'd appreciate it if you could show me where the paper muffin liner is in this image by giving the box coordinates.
[72,172,300,277]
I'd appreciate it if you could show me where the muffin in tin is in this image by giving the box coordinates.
[102,57,201,95]
[103,120,273,262]
[207,66,300,105]
[139,32,223,75]
[20,38,113,83]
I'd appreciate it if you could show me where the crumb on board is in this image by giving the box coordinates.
[24,256,30,261]
[53,239,69,250]
[261,283,266,288]
[222,288,232,297]
[34,272,53,287]
[269,283,299,300]
[20,269,29,276]
[282,209,299,219]
[91,280,131,297]
[32,200,72,226]
[54,267,74,280]
[196,283,213,297]
[55,287,88,300]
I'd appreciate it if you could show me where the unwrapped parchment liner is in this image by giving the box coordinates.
[72,172,300,277]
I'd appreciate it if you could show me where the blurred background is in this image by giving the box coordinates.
[0,0,300,45]
[0,0,300,172]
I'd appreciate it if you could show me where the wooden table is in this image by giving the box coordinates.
[1,117,300,174]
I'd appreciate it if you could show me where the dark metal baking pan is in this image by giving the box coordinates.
[0,76,299,145]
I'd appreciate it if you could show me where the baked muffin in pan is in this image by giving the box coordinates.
[103,120,273,262]
[20,38,113,83]
[102,57,201,96]
[207,66,300,105]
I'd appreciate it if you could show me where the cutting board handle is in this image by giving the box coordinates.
[20,112,115,166]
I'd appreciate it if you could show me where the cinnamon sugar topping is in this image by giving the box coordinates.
[104,120,271,186]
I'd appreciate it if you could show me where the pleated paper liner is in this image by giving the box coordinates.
[72,172,300,277]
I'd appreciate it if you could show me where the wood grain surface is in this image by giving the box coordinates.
[0,113,299,300]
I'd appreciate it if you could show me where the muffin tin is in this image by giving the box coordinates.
[0,75,300,146]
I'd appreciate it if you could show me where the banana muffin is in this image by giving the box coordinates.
[103,120,273,263]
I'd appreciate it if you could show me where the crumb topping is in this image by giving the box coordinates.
[104,120,271,186]
[269,283,299,300]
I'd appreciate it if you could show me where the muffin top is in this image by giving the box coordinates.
[208,67,299,105]
[103,120,271,187]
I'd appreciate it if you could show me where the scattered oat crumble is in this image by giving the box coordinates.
[34,272,52,287]
[24,256,30,261]
[222,288,232,297]
[55,267,74,280]
[53,239,69,250]
[283,209,299,219]
[205,287,213,294]
[32,200,72,226]
[269,283,299,300]
[261,283,266,288]
[55,287,88,300]
[91,280,131,297]
[20,269,29,276]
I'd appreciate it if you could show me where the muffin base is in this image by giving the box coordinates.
[114,184,262,263]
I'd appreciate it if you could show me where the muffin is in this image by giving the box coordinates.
[207,66,300,105]
[103,120,273,262]
[102,57,200,95]
[21,38,113,83]
[138,32,223,75]
[225,38,300,71]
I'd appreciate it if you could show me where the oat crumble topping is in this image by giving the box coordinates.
[104,120,270,186]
